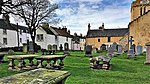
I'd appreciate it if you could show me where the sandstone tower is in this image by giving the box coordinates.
[131,0,150,21]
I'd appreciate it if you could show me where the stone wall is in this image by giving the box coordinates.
[118,33,129,50]
[86,36,122,49]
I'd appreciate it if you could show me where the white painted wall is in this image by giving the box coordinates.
[0,29,31,48]
[57,36,72,50]
[36,27,56,50]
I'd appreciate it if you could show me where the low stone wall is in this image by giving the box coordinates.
[0,68,71,84]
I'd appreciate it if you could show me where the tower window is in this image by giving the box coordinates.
[140,7,142,16]
[144,6,146,13]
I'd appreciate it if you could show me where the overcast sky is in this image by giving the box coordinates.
[10,0,135,35]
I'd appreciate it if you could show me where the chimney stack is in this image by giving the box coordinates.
[88,23,91,30]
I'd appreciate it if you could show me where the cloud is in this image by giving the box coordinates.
[54,0,133,35]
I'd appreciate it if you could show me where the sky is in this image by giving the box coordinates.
[9,0,135,35]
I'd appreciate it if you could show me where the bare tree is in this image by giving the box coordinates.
[0,0,29,15]
[4,0,59,52]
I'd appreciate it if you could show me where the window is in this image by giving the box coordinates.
[20,30,22,35]
[144,6,146,13]
[3,29,7,35]
[3,38,7,45]
[66,37,68,41]
[20,38,22,43]
[140,7,142,16]
[37,34,44,41]
[108,37,111,42]
[98,38,100,42]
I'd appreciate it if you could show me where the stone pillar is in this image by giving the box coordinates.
[145,42,150,64]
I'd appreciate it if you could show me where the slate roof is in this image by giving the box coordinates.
[86,28,129,38]
[42,27,55,35]
[0,19,28,31]
[51,27,71,37]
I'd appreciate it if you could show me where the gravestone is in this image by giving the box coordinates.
[100,44,106,51]
[131,44,136,54]
[52,45,57,54]
[112,42,118,52]
[129,36,134,49]
[92,47,97,53]
[29,42,34,53]
[127,49,135,59]
[136,45,143,55]
[107,47,114,56]
[23,43,27,53]
[48,44,52,50]
[124,44,128,52]
[59,44,63,51]
[145,42,150,64]
[117,45,123,55]
[85,45,92,57]
[64,43,70,55]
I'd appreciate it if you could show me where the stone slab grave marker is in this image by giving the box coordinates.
[107,47,114,56]
[124,44,128,52]
[145,42,150,64]
[112,42,118,52]
[100,44,106,51]
[115,45,123,55]
[136,45,143,55]
[92,47,97,53]
[127,49,135,59]
[0,68,71,84]
[85,45,92,57]
[64,43,70,55]
[29,41,34,53]
[52,45,57,54]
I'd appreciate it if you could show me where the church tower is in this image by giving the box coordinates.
[131,0,150,21]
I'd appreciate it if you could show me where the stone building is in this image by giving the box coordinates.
[129,0,150,48]
[86,23,129,50]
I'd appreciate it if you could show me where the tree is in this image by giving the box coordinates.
[0,0,29,15]
[5,0,59,52]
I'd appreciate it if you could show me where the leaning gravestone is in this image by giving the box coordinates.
[85,45,92,57]
[145,42,150,64]
[112,42,118,52]
[136,45,143,55]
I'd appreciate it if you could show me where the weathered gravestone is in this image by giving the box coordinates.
[23,43,27,53]
[124,44,128,52]
[131,44,136,54]
[85,45,92,57]
[136,45,143,55]
[52,45,57,54]
[115,45,123,55]
[0,68,71,84]
[100,44,106,51]
[48,44,52,51]
[112,42,118,52]
[145,42,150,64]
[127,49,135,59]
[107,47,114,56]
[29,42,34,53]
[92,47,97,53]
[64,43,70,55]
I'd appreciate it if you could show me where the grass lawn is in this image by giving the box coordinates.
[0,51,150,84]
